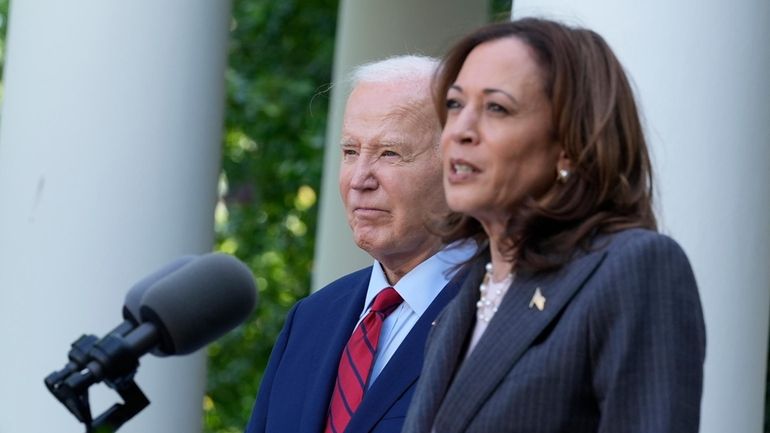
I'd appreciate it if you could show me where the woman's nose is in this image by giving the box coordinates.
[446,109,479,146]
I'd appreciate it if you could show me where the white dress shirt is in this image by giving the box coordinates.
[357,241,476,387]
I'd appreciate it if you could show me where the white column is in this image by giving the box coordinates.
[511,1,770,432]
[313,0,489,290]
[0,1,231,432]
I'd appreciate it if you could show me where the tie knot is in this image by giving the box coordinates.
[370,287,402,315]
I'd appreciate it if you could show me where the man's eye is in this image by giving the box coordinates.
[381,150,399,157]
[342,149,358,157]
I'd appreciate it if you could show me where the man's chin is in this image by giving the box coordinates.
[353,235,380,253]
[353,233,392,256]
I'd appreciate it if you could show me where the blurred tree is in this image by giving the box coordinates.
[0,0,8,99]
[205,0,338,432]
[490,0,512,21]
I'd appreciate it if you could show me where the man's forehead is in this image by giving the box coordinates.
[340,131,411,148]
[343,99,436,140]
[346,81,431,114]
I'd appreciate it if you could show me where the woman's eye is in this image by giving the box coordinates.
[445,98,462,110]
[487,102,509,114]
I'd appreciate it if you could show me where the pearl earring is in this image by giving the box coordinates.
[557,168,571,183]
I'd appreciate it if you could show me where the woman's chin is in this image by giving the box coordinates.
[446,196,475,215]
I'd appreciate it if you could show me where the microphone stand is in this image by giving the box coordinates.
[45,331,150,432]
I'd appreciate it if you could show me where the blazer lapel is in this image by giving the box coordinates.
[403,259,487,433]
[299,271,370,433]
[345,267,469,433]
[433,250,608,432]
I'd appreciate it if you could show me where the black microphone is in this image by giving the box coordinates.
[46,253,258,431]
[44,255,199,390]
[139,252,258,355]
[68,253,257,385]
[122,255,198,326]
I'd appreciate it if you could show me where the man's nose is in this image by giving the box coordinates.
[349,159,378,190]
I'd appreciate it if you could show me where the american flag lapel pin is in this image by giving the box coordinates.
[528,287,546,311]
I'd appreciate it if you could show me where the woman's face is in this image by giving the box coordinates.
[441,37,562,230]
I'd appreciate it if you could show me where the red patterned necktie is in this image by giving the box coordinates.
[324,287,403,433]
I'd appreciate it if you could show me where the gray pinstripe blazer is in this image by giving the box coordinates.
[402,229,705,433]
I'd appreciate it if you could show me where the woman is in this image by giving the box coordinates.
[402,18,706,433]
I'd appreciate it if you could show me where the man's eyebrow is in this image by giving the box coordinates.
[341,138,405,147]
[377,139,405,147]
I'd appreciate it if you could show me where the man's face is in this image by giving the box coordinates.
[339,81,447,268]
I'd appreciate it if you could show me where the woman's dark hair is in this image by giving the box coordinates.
[436,18,656,272]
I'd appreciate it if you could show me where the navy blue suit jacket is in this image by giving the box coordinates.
[245,266,465,433]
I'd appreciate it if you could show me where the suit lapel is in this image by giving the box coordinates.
[299,270,370,433]
[403,259,487,433]
[344,267,469,433]
[433,249,608,432]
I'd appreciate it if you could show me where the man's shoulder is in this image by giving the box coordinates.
[302,266,373,303]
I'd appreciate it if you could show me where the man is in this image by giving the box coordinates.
[245,55,474,433]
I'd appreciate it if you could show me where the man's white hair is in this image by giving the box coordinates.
[350,55,439,87]
[346,55,442,148]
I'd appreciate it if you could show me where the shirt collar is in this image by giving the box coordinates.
[364,240,477,317]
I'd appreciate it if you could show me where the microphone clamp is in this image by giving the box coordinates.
[45,330,150,433]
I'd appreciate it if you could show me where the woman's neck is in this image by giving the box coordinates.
[487,233,515,281]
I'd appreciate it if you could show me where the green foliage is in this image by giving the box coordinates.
[490,0,512,21]
[205,0,338,431]
[0,0,9,99]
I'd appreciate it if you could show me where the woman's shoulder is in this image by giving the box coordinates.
[574,228,697,298]
[584,228,698,299]
[594,228,689,262]
[575,229,702,329]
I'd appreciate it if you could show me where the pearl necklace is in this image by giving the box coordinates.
[476,262,514,323]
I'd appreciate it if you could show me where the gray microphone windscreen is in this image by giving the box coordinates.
[139,253,258,355]
[123,255,197,324]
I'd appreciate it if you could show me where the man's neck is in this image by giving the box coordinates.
[378,241,444,285]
